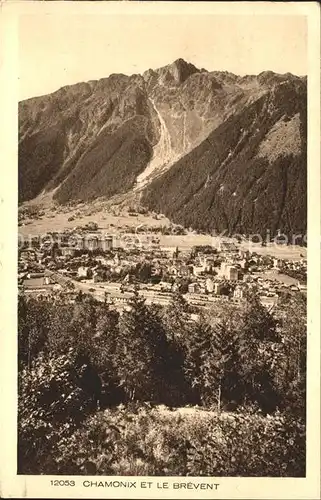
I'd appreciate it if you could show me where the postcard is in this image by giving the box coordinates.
[0,1,320,499]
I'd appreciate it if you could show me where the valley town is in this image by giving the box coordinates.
[19,205,307,311]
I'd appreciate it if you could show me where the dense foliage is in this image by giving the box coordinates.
[41,406,304,477]
[18,291,306,476]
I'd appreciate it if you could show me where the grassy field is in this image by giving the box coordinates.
[18,202,306,262]
[255,270,302,286]
[238,242,306,261]
[19,207,170,236]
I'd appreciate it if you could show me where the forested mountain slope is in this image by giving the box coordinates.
[19,59,306,236]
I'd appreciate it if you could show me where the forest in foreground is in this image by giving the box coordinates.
[18,290,306,476]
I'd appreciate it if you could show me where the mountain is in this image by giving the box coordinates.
[19,59,307,237]
[142,78,307,237]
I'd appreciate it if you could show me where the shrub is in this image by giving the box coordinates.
[185,411,305,477]
[48,406,305,477]
[18,349,96,474]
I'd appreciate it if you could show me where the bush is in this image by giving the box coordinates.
[50,406,305,476]
[18,349,97,474]
[185,411,305,477]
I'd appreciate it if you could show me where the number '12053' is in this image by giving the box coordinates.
[51,480,75,487]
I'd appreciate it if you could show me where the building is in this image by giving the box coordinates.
[214,282,224,295]
[204,258,216,273]
[19,249,37,261]
[27,272,45,279]
[205,278,214,293]
[239,259,248,269]
[99,236,113,251]
[239,249,251,259]
[273,258,282,269]
[78,266,89,278]
[61,247,77,257]
[219,262,238,281]
[193,265,205,276]
[234,285,244,300]
[219,240,239,254]
[77,234,113,252]
[179,264,193,277]
[188,283,199,294]
[159,281,172,292]
[227,265,238,281]
[220,262,228,276]
[168,265,179,277]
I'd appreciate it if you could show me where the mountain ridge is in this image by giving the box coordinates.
[18,59,307,237]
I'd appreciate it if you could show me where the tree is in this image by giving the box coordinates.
[144,304,181,404]
[46,300,78,355]
[273,293,307,417]
[184,296,284,412]
[242,292,279,342]
[236,293,282,412]
[18,294,52,369]
[162,291,191,343]
[116,291,167,402]
[135,261,152,282]
[91,304,122,405]
[183,316,213,405]
[184,316,242,408]
[18,349,95,474]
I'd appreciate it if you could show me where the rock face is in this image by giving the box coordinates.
[19,59,307,236]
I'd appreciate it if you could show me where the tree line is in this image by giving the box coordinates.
[18,289,306,474]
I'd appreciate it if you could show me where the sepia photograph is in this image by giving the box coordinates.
[1,1,320,499]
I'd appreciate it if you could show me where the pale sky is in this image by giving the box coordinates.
[19,12,307,101]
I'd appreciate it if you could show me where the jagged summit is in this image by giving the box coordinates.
[143,58,200,86]
[158,58,200,84]
[171,58,200,80]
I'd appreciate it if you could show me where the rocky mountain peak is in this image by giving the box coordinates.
[143,58,200,86]
[164,58,200,84]
[19,59,306,238]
